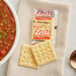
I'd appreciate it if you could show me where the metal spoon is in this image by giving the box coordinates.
[70,50,76,70]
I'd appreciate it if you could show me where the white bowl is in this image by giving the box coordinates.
[0,0,19,65]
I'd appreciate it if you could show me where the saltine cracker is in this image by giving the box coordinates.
[32,40,57,66]
[18,44,38,69]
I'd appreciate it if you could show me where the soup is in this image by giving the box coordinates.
[0,0,16,60]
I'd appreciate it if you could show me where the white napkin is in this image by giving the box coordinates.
[6,0,70,76]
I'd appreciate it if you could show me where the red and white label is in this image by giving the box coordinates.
[35,10,52,17]
[35,29,51,36]
[33,29,51,39]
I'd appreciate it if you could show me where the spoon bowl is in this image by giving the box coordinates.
[70,50,76,70]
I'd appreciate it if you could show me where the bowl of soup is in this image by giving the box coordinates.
[0,0,19,65]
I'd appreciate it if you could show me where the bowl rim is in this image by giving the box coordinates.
[0,0,19,65]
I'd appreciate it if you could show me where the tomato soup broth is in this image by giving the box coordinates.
[0,0,16,60]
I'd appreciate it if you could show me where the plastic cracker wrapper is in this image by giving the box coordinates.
[31,9,58,45]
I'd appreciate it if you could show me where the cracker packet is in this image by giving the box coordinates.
[31,9,58,45]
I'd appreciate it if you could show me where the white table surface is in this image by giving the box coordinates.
[0,0,76,76]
